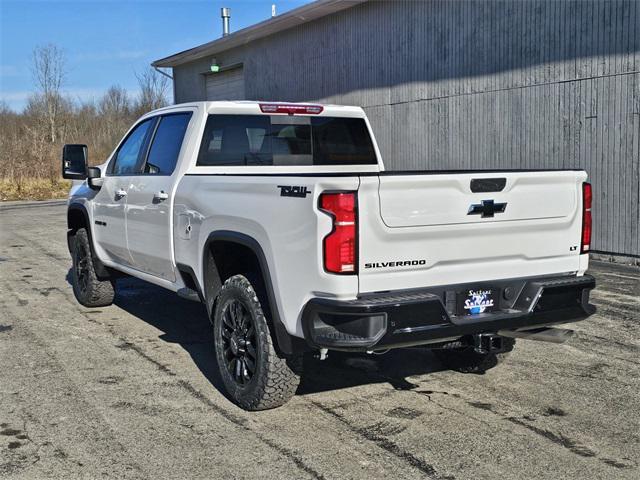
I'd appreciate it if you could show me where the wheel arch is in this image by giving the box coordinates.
[202,230,307,355]
[67,203,110,279]
[67,205,87,233]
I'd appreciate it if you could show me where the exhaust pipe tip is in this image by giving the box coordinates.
[498,327,575,344]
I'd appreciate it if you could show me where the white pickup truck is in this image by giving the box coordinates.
[63,101,595,410]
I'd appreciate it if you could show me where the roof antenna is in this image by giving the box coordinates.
[221,7,230,37]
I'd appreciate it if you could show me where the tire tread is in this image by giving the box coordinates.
[71,228,115,307]
[214,275,301,410]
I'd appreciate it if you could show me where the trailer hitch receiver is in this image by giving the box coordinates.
[473,334,506,354]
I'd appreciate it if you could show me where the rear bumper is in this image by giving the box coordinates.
[301,274,596,351]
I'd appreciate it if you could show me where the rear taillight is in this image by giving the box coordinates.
[319,192,357,274]
[581,182,592,253]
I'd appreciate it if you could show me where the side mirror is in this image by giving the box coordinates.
[62,144,88,180]
[87,166,103,190]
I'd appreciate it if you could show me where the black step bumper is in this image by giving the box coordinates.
[301,274,596,351]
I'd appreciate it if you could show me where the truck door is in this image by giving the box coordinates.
[125,112,192,282]
[93,117,156,267]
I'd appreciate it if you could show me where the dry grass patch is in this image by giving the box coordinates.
[0,178,72,201]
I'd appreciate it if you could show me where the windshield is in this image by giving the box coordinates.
[197,114,377,166]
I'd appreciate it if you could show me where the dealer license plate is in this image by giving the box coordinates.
[457,287,497,315]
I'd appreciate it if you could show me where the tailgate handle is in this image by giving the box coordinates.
[470,178,506,193]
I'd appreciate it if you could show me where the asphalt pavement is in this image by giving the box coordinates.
[1,201,638,479]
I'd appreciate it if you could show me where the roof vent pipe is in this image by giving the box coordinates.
[221,7,230,37]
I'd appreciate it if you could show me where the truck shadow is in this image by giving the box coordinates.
[84,275,449,397]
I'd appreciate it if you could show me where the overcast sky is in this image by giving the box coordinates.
[0,0,310,111]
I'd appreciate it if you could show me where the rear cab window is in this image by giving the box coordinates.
[197,114,377,167]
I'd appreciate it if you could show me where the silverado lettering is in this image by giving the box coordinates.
[364,260,427,269]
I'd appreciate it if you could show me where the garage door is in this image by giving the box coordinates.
[205,67,245,101]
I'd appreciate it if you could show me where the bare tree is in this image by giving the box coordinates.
[99,86,130,117]
[134,67,169,114]
[96,85,133,156]
[31,44,66,143]
[0,100,11,115]
[0,59,167,198]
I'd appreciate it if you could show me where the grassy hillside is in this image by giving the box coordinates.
[0,178,71,201]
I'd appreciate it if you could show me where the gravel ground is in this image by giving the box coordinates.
[1,201,638,480]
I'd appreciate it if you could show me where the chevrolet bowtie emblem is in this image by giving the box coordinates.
[467,199,507,218]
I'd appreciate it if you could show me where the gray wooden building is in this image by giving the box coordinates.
[153,0,640,261]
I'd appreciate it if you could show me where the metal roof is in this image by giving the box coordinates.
[152,0,368,68]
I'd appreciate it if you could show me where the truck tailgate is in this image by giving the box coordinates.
[357,170,588,294]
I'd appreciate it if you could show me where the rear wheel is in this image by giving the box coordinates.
[213,274,301,410]
[71,228,115,307]
[433,337,515,374]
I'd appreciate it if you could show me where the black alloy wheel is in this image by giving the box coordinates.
[220,298,257,384]
[213,274,302,410]
[74,239,90,296]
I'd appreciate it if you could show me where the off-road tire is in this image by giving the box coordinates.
[71,228,115,307]
[213,274,302,410]
[434,337,515,374]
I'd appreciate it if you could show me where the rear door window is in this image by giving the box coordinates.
[144,113,192,175]
[197,114,376,166]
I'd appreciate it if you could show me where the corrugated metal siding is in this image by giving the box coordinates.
[173,0,640,257]
[205,67,245,100]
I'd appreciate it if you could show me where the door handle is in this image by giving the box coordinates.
[154,191,169,201]
[115,189,127,199]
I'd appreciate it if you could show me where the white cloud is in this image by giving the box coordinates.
[0,90,31,102]
[0,91,32,111]
[72,50,148,62]
[0,87,141,112]
[64,87,112,100]
[0,65,21,77]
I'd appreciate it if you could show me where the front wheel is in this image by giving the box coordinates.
[71,228,115,307]
[213,275,301,410]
